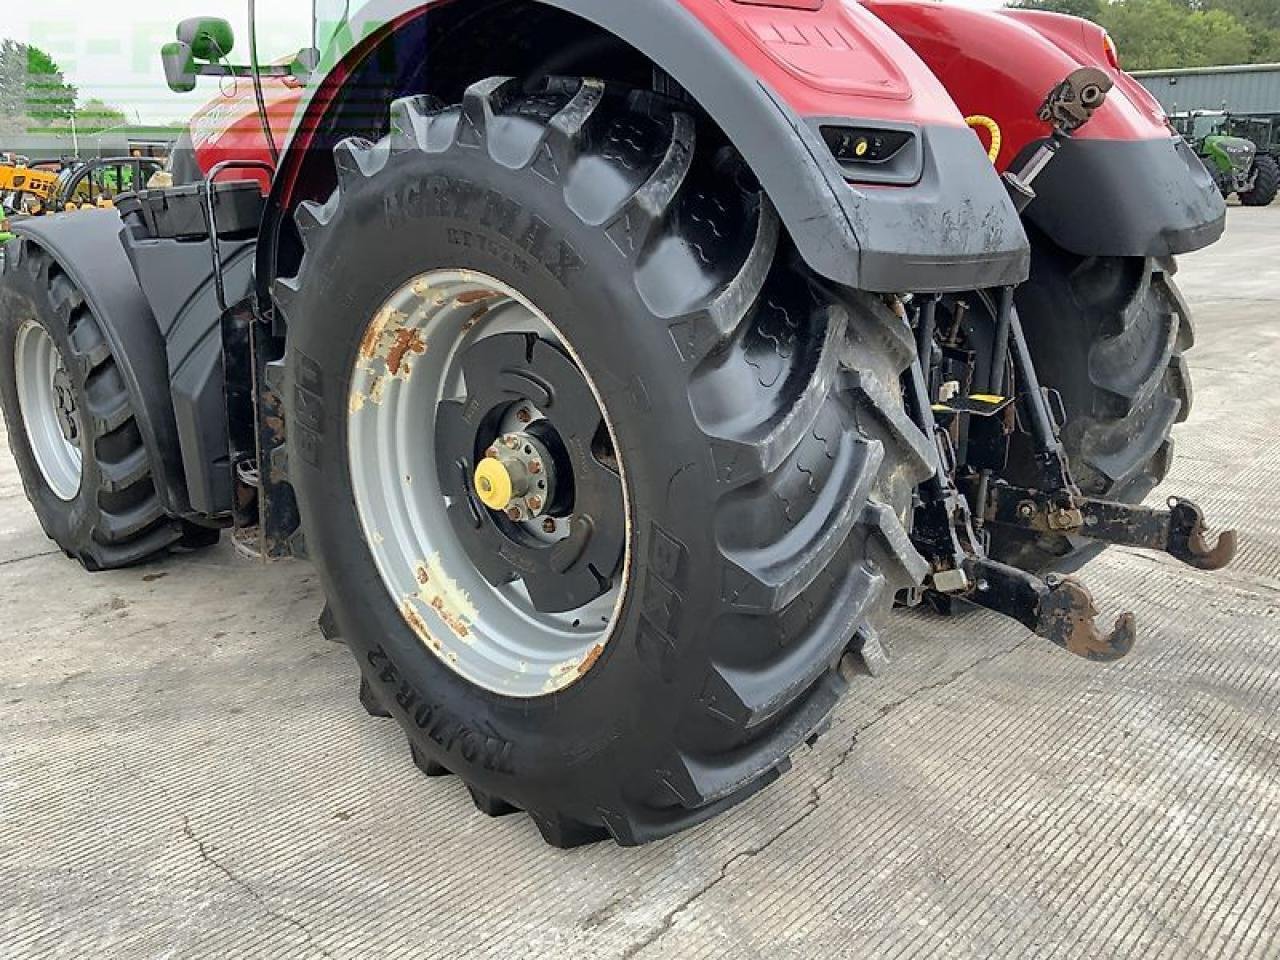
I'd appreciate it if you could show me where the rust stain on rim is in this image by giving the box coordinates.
[577,643,606,677]
[387,328,426,376]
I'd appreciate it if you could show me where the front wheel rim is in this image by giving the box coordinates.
[14,320,83,501]
[347,270,630,698]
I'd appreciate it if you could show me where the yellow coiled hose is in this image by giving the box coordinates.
[965,115,1002,164]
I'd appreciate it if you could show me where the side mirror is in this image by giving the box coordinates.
[161,41,198,93]
[177,17,235,62]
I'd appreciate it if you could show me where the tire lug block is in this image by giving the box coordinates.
[467,786,520,818]
[358,675,392,718]
[318,603,342,643]
[528,811,609,849]
[409,742,452,778]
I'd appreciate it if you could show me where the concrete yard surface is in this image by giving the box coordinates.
[2,206,1279,959]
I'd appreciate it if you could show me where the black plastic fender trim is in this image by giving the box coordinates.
[1019,134,1227,258]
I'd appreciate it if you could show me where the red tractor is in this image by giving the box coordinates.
[0,0,1236,847]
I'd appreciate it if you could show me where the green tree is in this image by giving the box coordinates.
[0,39,77,134]
[76,98,128,134]
[1009,0,1104,19]
[1203,0,1280,59]
[1099,0,1252,69]
[1009,0,1266,70]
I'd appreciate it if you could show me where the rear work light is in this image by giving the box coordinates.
[819,124,922,185]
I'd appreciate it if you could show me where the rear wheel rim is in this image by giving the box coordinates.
[14,320,82,501]
[347,270,629,698]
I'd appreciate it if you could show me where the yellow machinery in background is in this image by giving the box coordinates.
[1,157,167,217]
[0,162,61,215]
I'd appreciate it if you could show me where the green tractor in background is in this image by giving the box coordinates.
[1225,114,1280,165]
[1172,111,1279,207]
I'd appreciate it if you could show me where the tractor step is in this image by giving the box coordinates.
[931,393,1014,419]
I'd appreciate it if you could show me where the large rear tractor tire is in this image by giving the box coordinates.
[279,78,933,846]
[991,230,1193,573]
[0,238,211,569]
[1240,154,1279,207]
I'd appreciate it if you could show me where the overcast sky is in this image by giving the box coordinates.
[5,0,1003,124]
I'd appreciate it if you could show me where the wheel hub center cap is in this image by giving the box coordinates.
[52,368,80,445]
[475,431,554,520]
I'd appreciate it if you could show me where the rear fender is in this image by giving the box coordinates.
[867,1,1225,257]
[259,0,1029,298]
[11,212,192,517]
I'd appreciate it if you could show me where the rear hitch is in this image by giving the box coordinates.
[900,297,1139,662]
[898,65,1226,665]
[962,558,1136,662]
[985,487,1238,572]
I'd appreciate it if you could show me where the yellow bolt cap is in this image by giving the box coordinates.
[474,458,514,511]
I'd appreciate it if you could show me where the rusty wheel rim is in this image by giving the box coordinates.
[15,320,82,501]
[346,270,629,698]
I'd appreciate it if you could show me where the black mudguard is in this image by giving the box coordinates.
[11,212,192,518]
[1020,134,1226,257]
[262,0,1030,298]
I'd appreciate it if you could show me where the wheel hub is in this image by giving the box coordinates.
[433,330,625,615]
[52,368,81,446]
[475,429,555,521]
[346,270,629,698]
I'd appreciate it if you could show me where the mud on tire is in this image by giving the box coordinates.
[0,238,204,569]
[993,228,1194,573]
[279,77,933,847]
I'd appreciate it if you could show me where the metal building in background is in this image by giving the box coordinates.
[1,127,178,163]
[1134,63,1280,117]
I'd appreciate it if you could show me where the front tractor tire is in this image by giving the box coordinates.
[0,239,208,570]
[993,231,1194,573]
[279,78,933,847]
[1240,154,1279,207]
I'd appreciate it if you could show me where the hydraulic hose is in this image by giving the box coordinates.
[965,115,1002,164]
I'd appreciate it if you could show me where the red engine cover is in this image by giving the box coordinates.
[864,1,1172,169]
[188,76,305,189]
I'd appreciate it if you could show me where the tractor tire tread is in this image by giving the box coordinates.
[291,78,932,848]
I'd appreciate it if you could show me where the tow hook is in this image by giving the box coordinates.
[985,486,1238,572]
[961,557,1136,662]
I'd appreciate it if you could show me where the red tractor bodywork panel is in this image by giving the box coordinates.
[188,0,976,186]
[187,77,305,189]
[675,0,966,127]
[865,1,1171,169]
[172,0,1217,286]
[184,0,1178,185]
[248,0,1032,296]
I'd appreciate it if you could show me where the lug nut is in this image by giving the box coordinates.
[529,461,542,475]
[485,446,498,460]
[542,518,557,534]
[516,408,532,424]
[506,506,523,522]
[528,496,543,513]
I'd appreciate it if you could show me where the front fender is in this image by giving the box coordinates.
[867,1,1225,257]
[12,212,191,517]
[261,0,1029,297]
